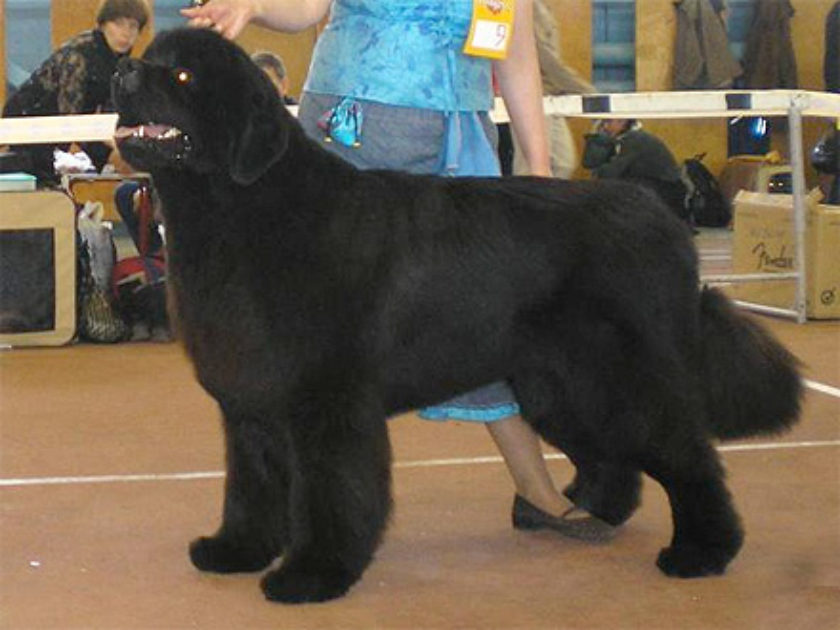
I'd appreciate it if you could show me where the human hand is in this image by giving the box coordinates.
[180,0,255,40]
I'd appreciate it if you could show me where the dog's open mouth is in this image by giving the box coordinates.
[114,123,192,161]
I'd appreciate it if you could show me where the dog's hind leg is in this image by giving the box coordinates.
[642,438,744,577]
[260,387,392,604]
[562,460,642,527]
[190,402,290,573]
[511,317,644,527]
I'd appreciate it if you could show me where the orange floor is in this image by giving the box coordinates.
[1,234,838,629]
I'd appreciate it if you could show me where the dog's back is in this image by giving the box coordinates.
[339,174,696,413]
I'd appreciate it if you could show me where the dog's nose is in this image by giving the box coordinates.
[113,57,144,95]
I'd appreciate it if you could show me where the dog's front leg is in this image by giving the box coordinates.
[190,402,290,573]
[261,389,392,604]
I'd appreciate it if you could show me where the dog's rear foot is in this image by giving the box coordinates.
[189,535,276,573]
[261,562,356,604]
[656,540,741,578]
[562,466,641,527]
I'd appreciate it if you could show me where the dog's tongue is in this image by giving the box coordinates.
[114,124,174,139]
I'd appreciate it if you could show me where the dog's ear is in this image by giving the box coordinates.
[228,92,289,186]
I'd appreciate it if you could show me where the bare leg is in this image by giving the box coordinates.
[488,415,618,542]
[486,415,573,516]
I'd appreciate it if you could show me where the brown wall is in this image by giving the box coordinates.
[553,0,593,169]
[52,0,103,49]
[235,25,317,99]
[2,0,834,182]
[634,0,837,183]
[555,0,592,82]
[634,0,727,179]
[0,0,5,106]
[52,0,154,55]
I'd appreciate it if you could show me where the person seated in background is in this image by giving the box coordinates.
[582,118,691,224]
[812,127,839,204]
[1,0,150,183]
[112,179,170,342]
[251,50,298,105]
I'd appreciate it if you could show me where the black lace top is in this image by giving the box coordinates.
[3,28,126,117]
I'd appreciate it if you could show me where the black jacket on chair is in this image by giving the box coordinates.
[826,2,840,93]
[2,29,129,181]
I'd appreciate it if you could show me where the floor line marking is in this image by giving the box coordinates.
[805,379,840,399]
[1,440,838,488]
[0,471,224,487]
[399,440,840,468]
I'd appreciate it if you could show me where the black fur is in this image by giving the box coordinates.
[112,29,803,603]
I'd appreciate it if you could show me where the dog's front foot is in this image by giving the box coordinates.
[261,561,356,604]
[189,535,276,574]
[655,541,740,578]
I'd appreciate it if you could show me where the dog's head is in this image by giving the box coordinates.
[113,28,289,185]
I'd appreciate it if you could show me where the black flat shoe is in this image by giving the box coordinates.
[512,494,617,544]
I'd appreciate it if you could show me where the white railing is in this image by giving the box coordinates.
[3,90,838,321]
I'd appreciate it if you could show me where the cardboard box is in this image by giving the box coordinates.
[718,155,792,203]
[63,174,152,223]
[64,174,126,223]
[0,191,77,346]
[729,190,840,319]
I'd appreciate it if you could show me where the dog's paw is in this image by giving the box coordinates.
[655,544,734,578]
[189,535,275,573]
[562,478,587,509]
[562,471,640,526]
[260,564,355,604]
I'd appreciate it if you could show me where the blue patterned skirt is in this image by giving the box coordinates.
[298,92,520,422]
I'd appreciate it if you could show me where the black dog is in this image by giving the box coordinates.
[113,29,802,604]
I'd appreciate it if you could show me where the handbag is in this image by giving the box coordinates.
[76,202,129,343]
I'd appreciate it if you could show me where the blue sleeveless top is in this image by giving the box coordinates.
[303,0,494,112]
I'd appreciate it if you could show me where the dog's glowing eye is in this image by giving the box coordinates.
[174,69,193,85]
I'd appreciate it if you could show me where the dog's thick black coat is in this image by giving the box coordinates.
[113,29,802,603]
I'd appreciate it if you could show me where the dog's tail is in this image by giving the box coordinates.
[697,287,803,440]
